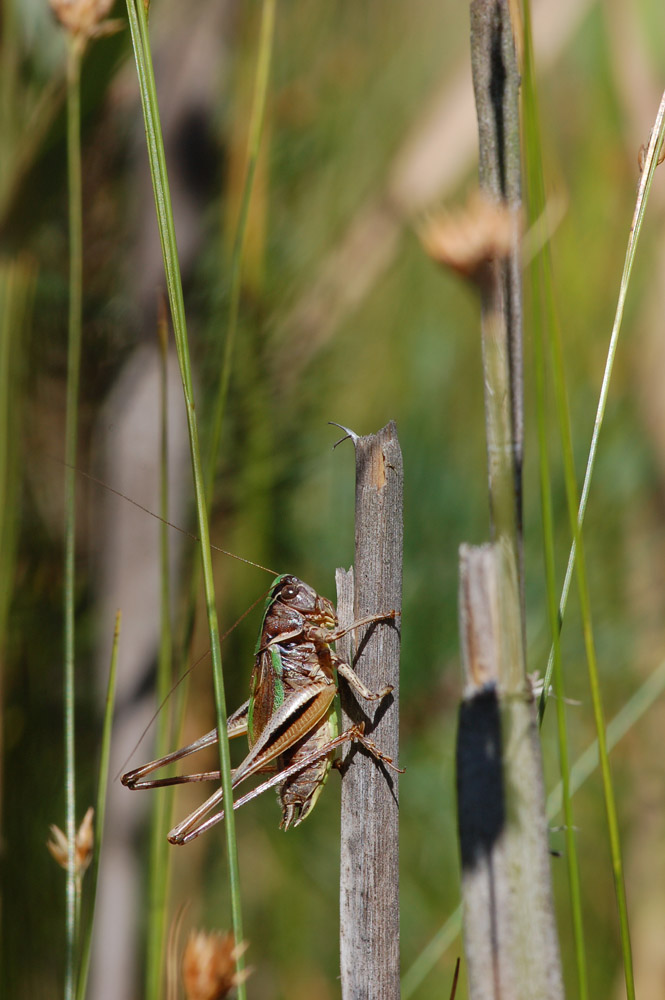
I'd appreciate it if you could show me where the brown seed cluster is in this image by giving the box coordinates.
[182,931,250,1000]
[420,191,519,281]
[47,806,94,876]
[49,0,119,40]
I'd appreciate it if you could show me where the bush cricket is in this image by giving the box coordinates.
[122,573,402,842]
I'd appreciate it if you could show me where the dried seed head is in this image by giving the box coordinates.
[420,191,519,281]
[49,0,118,40]
[182,931,250,1000]
[47,806,95,875]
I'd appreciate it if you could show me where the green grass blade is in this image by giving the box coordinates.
[124,4,246,993]
[63,38,84,1000]
[541,92,665,705]
[76,610,121,1000]
[521,8,665,997]
[535,73,665,1000]
[521,4,588,994]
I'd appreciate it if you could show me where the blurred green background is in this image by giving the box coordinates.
[3,0,665,998]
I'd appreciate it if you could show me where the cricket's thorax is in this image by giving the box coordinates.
[248,576,337,746]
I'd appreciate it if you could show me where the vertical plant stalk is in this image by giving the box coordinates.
[336,421,402,1000]
[456,3,563,996]
[124,4,246,994]
[522,6,648,995]
[145,306,174,1000]
[470,0,523,592]
[63,37,84,1000]
[76,611,121,1000]
[457,546,563,1000]
[521,3,588,993]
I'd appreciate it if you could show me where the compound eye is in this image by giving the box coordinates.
[281,583,298,602]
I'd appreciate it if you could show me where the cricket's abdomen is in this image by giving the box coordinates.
[278,712,338,830]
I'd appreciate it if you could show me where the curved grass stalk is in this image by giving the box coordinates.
[535,80,665,1000]
[539,91,665,707]
[124,4,247,994]
[521,15,665,1000]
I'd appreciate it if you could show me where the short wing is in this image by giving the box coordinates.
[248,645,284,744]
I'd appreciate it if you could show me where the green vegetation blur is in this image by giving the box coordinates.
[3,1,665,998]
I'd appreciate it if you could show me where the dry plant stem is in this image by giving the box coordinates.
[336,421,403,1000]
[457,547,564,1000]
[456,4,564,997]
[470,0,524,594]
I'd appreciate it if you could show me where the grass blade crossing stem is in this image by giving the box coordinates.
[124,3,246,993]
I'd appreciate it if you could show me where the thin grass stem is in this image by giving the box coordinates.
[63,37,83,1000]
[521,5,588,994]
[539,89,665,713]
[76,611,121,1000]
[124,4,246,993]
[527,54,665,1000]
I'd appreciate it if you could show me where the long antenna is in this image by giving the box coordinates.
[57,458,278,576]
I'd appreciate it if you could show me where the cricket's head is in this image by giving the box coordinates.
[266,575,337,630]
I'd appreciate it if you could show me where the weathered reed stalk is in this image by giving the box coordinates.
[470,0,523,583]
[335,421,403,1000]
[458,546,563,999]
[455,3,564,997]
